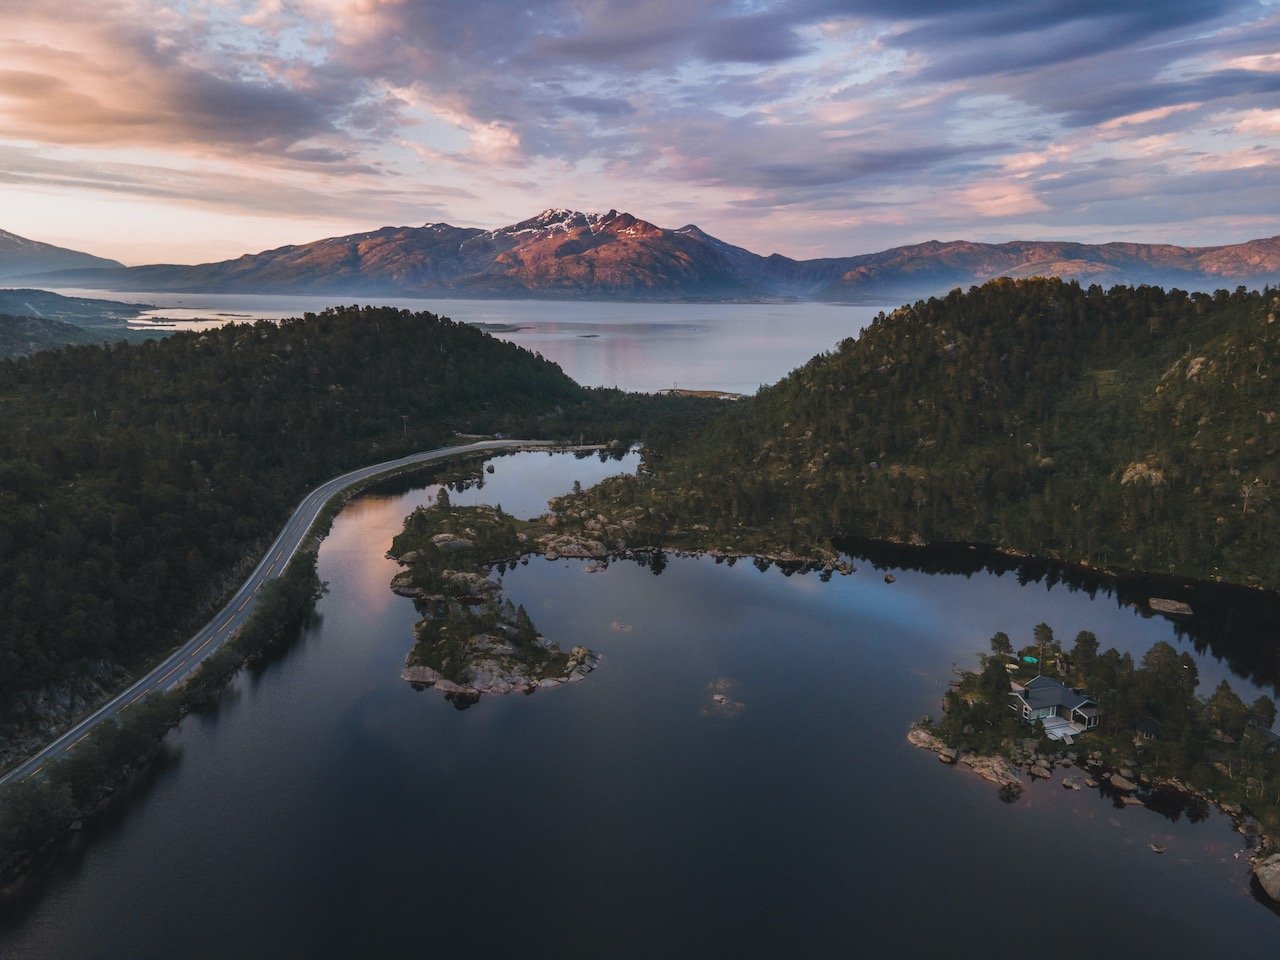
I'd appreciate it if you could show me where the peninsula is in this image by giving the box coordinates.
[907,624,1280,905]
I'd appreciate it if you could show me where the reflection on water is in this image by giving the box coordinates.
[3,455,1279,958]
[840,536,1280,697]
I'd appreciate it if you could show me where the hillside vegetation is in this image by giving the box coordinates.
[578,279,1280,588]
[0,305,713,751]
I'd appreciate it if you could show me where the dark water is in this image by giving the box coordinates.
[2,451,1277,958]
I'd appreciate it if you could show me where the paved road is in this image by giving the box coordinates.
[0,438,550,786]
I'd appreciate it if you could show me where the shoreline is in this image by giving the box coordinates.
[906,721,1280,903]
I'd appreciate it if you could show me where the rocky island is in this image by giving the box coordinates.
[908,624,1280,905]
[385,460,863,708]
[387,492,599,706]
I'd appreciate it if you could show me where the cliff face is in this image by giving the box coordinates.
[14,211,1280,300]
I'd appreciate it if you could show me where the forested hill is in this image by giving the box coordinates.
[0,306,703,743]
[631,279,1280,588]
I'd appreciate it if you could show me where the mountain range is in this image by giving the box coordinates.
[0,229,122,280]
[8,210,1280,302]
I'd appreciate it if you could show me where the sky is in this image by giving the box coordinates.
[2,0,1279,265]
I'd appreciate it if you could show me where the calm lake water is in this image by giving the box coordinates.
[48,289,883,394]
[2,450,1276,959]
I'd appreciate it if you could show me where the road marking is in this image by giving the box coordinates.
[193,631,219,655]
[156,660,186,687]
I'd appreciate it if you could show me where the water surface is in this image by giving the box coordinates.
[2,451,1275,959]
[47,289,882,393]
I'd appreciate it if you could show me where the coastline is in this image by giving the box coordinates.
[906,720,1280,903]
[527,482,1280,914]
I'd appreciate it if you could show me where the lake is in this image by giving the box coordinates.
[2,450,1276,959]
[47,289,884,394]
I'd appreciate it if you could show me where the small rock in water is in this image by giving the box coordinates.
[884,573,895,583]
[1150,843,1166,854]
[1148,597,1193,616]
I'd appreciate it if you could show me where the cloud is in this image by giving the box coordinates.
[1,0,1279,259]
[0,5,370,162]
[560,95,636,118]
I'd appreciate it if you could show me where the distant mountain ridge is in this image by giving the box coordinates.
[12,210,1280,301]
[0,229,122,280]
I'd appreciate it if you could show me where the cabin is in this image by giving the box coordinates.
[1136,717,1160,741]
[1009,675,1100,742]
[1244,721,1280,752]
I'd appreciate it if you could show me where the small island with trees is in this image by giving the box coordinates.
[908,623,1280,904]
[386,490,600,706]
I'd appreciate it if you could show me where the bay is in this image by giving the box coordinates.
[46,289,883,394]
[2,450,1275,958]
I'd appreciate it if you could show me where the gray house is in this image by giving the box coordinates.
[1010,675,1100,742]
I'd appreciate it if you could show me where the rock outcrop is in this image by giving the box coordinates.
[402,644,597,697]
[1255,854,1280,904]
[906,724,1022,788]
[1108,772,1139,793]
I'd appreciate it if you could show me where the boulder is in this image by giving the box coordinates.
[440,570,500,597]
[1254,854,1280,904]
[937,748,959,764]
[431,533,474,552]
[1149,597,1193,616]
[1109,773,1139,793]
[1030,763,1052,779]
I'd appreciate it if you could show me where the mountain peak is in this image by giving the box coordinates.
[15,212,1280,301]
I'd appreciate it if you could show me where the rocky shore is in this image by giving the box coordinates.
[387,502,600,706]
[401,645,597,698]
[386,484,865,708]
[907,721,1279,900]
[539,492,857,576]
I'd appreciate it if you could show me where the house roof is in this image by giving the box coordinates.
[1136,716,1160,736]
[1246,721,1280,746]
[1019,675,1097,712]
